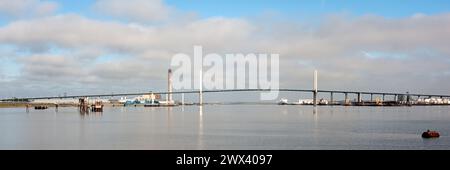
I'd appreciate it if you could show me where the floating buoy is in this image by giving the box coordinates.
[422,130,440,138]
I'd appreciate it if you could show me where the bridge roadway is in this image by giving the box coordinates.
[1,89,450,101]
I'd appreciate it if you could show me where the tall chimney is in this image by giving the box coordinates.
[168,69,173,103]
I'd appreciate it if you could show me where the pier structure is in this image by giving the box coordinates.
[78,97,89,113]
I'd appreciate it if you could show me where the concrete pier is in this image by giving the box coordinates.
[344,93,349,105]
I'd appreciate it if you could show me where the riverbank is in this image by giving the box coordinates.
[0,102,78,108]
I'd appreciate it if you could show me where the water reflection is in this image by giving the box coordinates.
[167,107,173,130]
[2,105,450,149]
[313,107,319,127]
[79,109,103,119]
[422,138,440,146]
[198,106,204,150]
[313,107,320,148]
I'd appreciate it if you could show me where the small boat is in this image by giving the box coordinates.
[319,99,329,105]
[34,106,48,110]
[91,101,104,112]
[422,130,440,138]
[144,99,161,107]
[278,98,289,105]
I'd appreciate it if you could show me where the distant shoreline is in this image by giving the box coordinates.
[1,102,450,109]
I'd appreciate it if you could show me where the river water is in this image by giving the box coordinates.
[0,105,449,150]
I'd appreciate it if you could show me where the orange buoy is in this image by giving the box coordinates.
[422,130,440,138]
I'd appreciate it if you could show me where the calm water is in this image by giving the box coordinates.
[0,105,449,150]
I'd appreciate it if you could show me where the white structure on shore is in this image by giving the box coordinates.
[299,99,314,105]
[417,98,450,105]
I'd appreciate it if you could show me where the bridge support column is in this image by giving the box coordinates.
[181,93,185,105]
[199,70,203,105]
[382,94,385,101]
[357,93,362,103]
[344,93,349,105]
[330,92,334,105]
[313,92,317,106]
[370,94,373,102]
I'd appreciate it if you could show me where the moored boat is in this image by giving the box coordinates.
[144,99,161,107]
[422,130,440,138]
[34,106,48,110]
[278,98,289,105]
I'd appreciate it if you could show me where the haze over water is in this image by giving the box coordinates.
[0,105,449,150]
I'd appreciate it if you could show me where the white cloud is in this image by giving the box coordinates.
[0,0,58,18]
[0,14,252,51]
[1,11,450,97]
[93,0,172,23]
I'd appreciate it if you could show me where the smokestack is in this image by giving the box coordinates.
[168,69,173,103]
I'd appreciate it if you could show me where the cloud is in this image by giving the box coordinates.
[0,0,58,19]
[0,14,252,54]
[93,0,172,23]
[1,11,450,97]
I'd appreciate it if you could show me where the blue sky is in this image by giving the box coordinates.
[170,0,450,18]
[54,0,450,18]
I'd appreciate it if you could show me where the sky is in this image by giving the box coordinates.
[1,0,450,100]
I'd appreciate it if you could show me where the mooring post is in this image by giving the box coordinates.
[313,70,318,107]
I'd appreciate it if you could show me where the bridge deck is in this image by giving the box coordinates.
[1,89,450,101]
